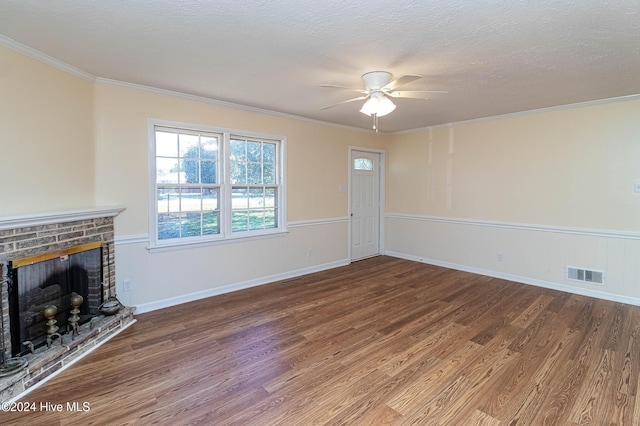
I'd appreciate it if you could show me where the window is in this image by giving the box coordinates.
[149,120,286,247]
[353,157,374,170]
[229,137,278,232]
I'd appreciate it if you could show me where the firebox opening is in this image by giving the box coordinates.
[8,242,103,356]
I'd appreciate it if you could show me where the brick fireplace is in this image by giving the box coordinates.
[0,207,134,402]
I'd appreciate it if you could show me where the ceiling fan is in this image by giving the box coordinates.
[319,71,447,131]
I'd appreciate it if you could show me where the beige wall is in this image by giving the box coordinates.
[92,80,387,308]
[386,99,640,302]
[387,99,640,230]
[93,82,387,236]
[0,45,95,216]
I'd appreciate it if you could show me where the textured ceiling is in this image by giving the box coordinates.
[1,0,639,132]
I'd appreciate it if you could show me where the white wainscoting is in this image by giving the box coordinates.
[385,213,640,306]
[114,218,350,313]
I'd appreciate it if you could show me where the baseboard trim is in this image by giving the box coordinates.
[134,258,351,314]
[385,250,640,307]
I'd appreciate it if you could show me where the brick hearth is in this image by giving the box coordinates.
[0,207,133,402]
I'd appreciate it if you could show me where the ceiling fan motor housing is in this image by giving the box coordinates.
[361,71,393,90]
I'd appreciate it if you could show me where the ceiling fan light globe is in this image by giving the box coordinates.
[359,97,378,116]
[376,97,396,117]
[359,95,396,117]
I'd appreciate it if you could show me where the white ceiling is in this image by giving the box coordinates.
[1,0,639,132]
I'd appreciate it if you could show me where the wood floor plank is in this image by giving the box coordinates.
[3,256,640,425]
[386,340,484,415]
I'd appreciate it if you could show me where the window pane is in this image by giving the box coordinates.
[158,188,180,213]
[201,137,218,159]
[181,188,202,212]
[249,188,264,208]
[156,131,178,157]
[181,159,199,183]
[263,164,275,184]
[201,160,217,184]
[232,187,249,208]
[249,210,264,230]
[230,139,247,161]
[158,213,181,240]
[248,163,262,184]
[202,211,219,235]
[354,158,374,170]
[179,134,199,157]
[230,162,247,184]
[232,210,249,232]
[247,141,262,162]
[202,188,219,211]
[157,187,180,213]
[265,188,276,207]
[157,188,170,213]
[157,158,179,183]
[181,212,202,237]
[265,208,277,228]
[263,143,275,163]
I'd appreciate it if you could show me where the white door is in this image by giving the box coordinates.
[350,150,381,260]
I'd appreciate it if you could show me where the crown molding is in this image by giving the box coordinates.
[95,78,378,134]
[397,93,640,134]
[0,34,95,82]
[0,33,371,133]
[3,33,637,135]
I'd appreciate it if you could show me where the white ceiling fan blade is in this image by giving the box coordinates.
[319,95,368,110]
[388,90,449,99]
[383,74,422,91]
[318,84,368,94]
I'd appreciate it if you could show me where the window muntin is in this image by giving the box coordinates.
[151,122,285,247]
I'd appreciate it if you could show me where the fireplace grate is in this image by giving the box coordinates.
[7,242,103,356]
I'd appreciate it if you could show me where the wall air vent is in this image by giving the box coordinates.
[566,266,605,285]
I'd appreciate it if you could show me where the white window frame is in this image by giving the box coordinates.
[148,119,287,250]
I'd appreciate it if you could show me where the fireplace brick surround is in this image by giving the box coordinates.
[0,208,134,402]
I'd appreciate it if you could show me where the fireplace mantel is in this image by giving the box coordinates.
[0,206,125,231]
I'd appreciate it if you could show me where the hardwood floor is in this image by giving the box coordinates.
[3,256,640,425]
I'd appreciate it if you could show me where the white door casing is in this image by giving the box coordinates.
[350,149,382,261]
